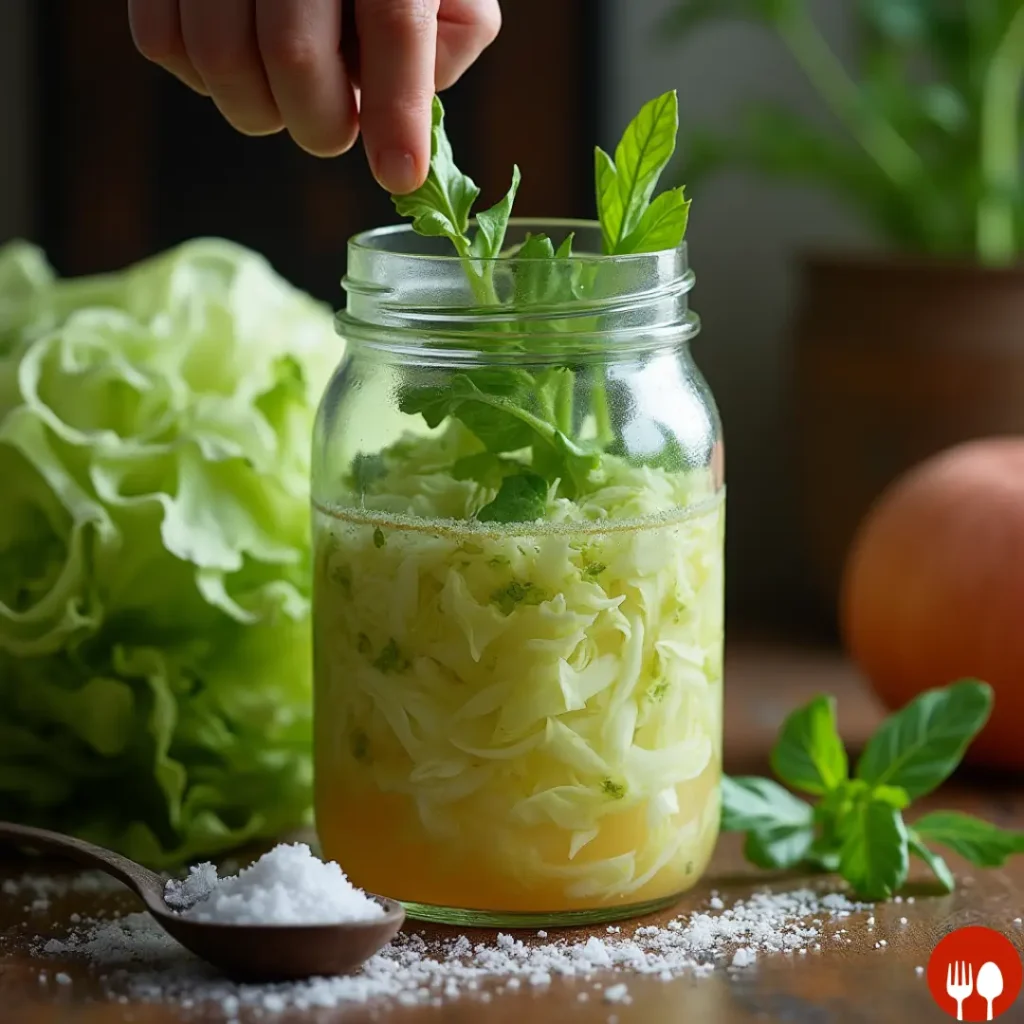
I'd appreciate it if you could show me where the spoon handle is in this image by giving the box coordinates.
[0,821,165,902]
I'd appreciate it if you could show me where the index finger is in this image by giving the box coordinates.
[355,0,438,194]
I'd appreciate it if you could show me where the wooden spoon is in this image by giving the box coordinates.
[0,822,405,982]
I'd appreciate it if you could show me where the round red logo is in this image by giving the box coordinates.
[927,926,1022,1021]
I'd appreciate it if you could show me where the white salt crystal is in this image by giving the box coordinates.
[603,983,630,1004]
[899,917,907,925]
[915,966,925,975]
[164,863,218,911]
[34,885,871,1013]
[55,973,72,985]
[177,844,383,925]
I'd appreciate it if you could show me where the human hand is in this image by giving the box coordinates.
[127,1,501,193]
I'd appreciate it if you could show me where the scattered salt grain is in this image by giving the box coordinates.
[536,931,547,938]
[899,917,907,925]
[55,973,72,985]
[171,844,383,926]
[1015,917,1022,925]
[35,886,871,1014]
[709,897,724,910]
[0,871,123,899]
[603,983,631,1004]
[879,940,887,946]
[915,966,925,975]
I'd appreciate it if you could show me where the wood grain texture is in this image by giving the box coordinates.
[3,643,1023,1023]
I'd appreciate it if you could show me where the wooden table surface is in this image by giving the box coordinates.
[3,643,1023,1023]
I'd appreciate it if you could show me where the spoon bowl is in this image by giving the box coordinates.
[977,960,1004,1021]
[0,822,405,982]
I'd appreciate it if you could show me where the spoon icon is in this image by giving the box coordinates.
[977,961,1004,1021]
[0,822,404,981]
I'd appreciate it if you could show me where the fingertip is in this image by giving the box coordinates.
[372,147,427,194]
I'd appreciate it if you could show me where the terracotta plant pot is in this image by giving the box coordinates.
[794,252,1024,609]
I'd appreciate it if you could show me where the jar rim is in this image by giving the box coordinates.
[348,218,688,264]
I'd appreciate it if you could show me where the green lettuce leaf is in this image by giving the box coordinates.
[0,237,337,867]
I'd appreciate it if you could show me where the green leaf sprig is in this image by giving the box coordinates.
[722,680,1024,900]
[381,92,690,524]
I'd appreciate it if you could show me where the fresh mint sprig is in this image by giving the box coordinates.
[722,679,1024,900]
[385,91,692,523]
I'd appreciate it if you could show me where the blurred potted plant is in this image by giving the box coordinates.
[662,0,1024,608]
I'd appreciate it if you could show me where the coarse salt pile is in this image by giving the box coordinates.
[163,843,384,925]
[25,883,874,1017]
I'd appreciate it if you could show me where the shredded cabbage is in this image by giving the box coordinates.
[314,444,723,909]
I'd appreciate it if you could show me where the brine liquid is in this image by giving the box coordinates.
[312,498,724,919]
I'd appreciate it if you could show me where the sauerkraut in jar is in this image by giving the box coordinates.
[312,95,724,925]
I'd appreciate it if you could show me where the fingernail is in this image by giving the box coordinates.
[374,149,420,194]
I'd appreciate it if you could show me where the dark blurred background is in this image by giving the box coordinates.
[2,0,1014,636]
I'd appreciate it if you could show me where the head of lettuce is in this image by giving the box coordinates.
[0,238,339,868]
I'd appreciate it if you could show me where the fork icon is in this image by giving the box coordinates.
[947,960,974,1021]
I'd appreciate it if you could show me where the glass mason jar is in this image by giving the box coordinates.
[312,220,724,927]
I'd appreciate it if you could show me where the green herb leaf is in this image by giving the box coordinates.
[855,680,993,799]
[372,638,410,674]
[912,811,1024,867]
[594,148,622,254]
[620,186,691,252]
[871,784,911,809]
[470,165,521,259]
[531,431,600,498]
[451,452,521,489]
[350,453,387,493]
[490,578,550,616]
[720,775,813,832]
[744,824,815,870]
[770,695,849,796]
[513,233,576,311]
[392,97,479,252]
[398,385,455,428]
[908,832,955,893]
[477,472,548,524]
[839,796,910,899]
[597,90,680,253]
[602,778,627,799]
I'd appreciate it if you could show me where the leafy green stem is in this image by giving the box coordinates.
[776,6,922,190]
[978,2,1024,265]
[554,369,574,436]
